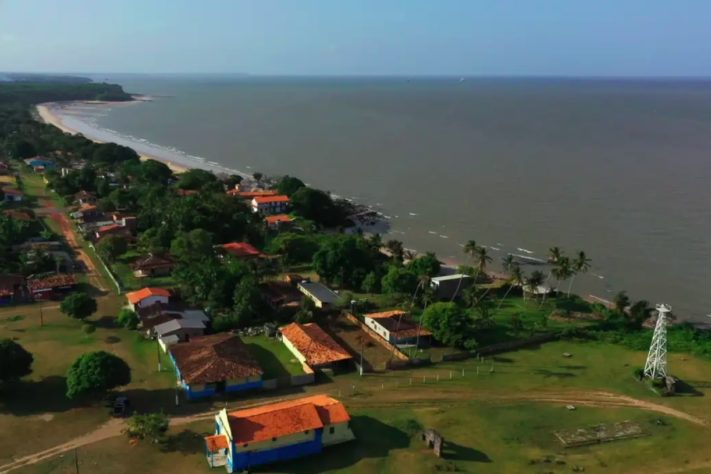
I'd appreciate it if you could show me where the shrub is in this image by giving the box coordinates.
[82,324,96,334]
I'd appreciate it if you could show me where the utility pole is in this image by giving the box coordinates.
[156,340,162,372]
[74,448,79,474]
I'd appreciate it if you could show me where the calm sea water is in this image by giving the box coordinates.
[55,76,711,323]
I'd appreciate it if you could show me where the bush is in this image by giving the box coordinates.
[82,324,96,334]
[633,368,644,380]
[117,309,139,330]
[65,351,131,399]
[125,412,169,444]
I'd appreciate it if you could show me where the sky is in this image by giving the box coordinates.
[1,0,710,76]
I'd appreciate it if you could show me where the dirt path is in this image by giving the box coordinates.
[36,198,107,292]
[1,389,705,473]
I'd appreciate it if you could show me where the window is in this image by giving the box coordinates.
[304,430,309,434]
[329,427,335,434]
[272,437,277,442]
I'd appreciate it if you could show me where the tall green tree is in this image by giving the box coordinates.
[421,302,477,350]
[96,235,128,262]
[60,292,98,321]
[0,339,33,382]
[65,351,131,399]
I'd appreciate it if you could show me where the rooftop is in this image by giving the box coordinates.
[126,287,171,305]
[220,242,264,258]
[298,281,339,304]
[280,322,352,366]
[253,195,290,204]
[228,189,279,199]
[364,310,432,339]
[431,273,472,283]
[154,318,206,336]
[170,333,262,384]
[226,394,350,445]
[26,273,77,291]
[264,213,294,225]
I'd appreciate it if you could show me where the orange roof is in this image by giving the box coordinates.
[253,195,289,204]
[227,395,349,445]
[97,223,124,234]
[280,322,352,366]
[264,214,294,225]
[126,287,171,305]
[205,434,229,452]
[220,242,264,258]
[365,310,407,320]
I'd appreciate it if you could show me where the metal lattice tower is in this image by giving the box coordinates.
[643,304,671,380]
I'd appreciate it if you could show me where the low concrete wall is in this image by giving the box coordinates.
[344,312,409,361]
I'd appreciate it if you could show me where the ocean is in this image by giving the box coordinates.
[49,75,711,323]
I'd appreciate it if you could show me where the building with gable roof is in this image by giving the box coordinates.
[205,394,354,472]
[279,322,352,371]
[126,287,171,311]
[363,310,432,347]
[169,333,263,400]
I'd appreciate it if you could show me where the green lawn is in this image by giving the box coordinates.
[242,335,305,378]
[111,261,176,291]
[19,339,711,474]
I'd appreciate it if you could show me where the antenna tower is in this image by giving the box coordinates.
[643,303,671,379]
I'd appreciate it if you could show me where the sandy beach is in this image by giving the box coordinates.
[36,101,189,174]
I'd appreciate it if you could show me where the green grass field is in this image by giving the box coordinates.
[12,338,711,474]
[242,335,305,378]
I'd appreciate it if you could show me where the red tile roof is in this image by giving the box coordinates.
[280,322,352,367]
[220,242,264,258]
[227,395,350,445]
[170,333,262,384]
[26,273,77,291]
[96,223,124,234]
[126,287,171,305]
[264,214,294,225]
[253,195,289,204]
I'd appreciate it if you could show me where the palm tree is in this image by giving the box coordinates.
[385,239,404,262]
[547,246,563,264]
[474,246,492,276]
[525,270,545,302]
[497,263,523,309]
[551,256,573,290]
[629,299,652,327]
[501,254,515,274]
[613,290,630,314]
[567,250,591,296]
[464,240,478,260]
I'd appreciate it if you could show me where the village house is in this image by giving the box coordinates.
[205,394,354,472]
[251,195,290,215]
[137,301,209,337]
[131,254,175,278]
[126,287,171,311]
[218,242,265,260]
[279,322,353,371]
[24,157,55,172]
[430,274,474,300]
[169,333,263,400]
[264,213,294,231]
[363,310,432,348]
[2,187,24,202]
[93,223,133,243]
[226,188,278,199]
[0,274,26,305]
[73,190,97,206]
[70,203,101,223]
[26,273,77,300]
[153,318,206,348]
[297,281,339,309]
[259,281,302,311]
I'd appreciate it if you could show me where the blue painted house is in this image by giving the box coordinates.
[169,333,263,400]
[205,394,355,472]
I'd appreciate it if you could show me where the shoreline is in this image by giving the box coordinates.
[32,100,707,328]
[36,101,190,174]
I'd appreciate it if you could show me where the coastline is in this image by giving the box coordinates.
[36,101,189,174]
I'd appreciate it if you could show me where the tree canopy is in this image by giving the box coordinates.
[421,302,477,350]
[60,292,98,320]
[0,339,33,382]
[65,351,131,399]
